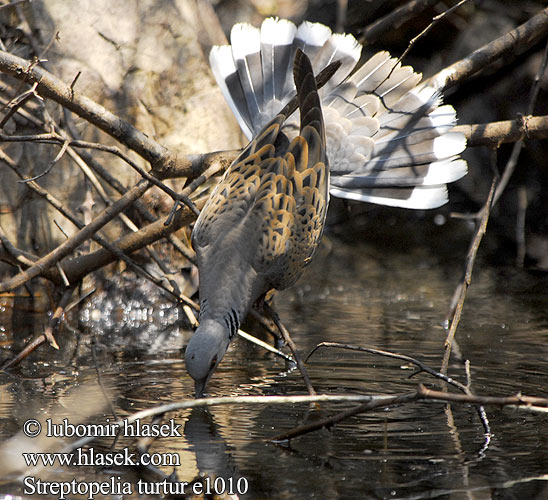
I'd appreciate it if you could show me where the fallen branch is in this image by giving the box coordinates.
[49,387,548,456]
[417,384,548,408]
[0,179,151,292]
[307,341,490,435]
[1,285,75,370]
[442,175,497,374]
[307,341,469,392]
[271,391,417,442]
[51,393,398,459]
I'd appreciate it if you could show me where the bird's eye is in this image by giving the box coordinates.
[210,356,218,370]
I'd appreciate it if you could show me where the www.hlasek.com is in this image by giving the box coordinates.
[21,417,249,498]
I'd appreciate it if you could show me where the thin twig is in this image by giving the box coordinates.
[307,341,469,392]
[1,285,75,369]
[307,341,491,435]
[91,339,119,421]
[0,81,41,128]
[335,0,348,33]
[426,6,548,91]
[236,329,294,363]
[0,179,151,293]
[1,335,45,371]
[492,37,548,206]
[271,392,417,442]
[442,174,497,375]
[264,302,316,396]
[393,0,471,74]
[20,138,70,182]
[360,0,441,44]
[516,186,528,267]
[0,223,37,269]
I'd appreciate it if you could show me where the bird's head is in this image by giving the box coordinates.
[184,319,230,398]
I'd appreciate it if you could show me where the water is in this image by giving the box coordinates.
[1,212,547,499]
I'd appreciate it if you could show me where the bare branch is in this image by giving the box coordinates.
[0,48,190,175]
[307,341,490,435]
[47,198,203,288]
[307,341,469,392]
[57,393,418,456]
[455,114,548,148]
[0,180,151,293]
[417,384,548,409]
[442,174,497,374]
[426,6,548,91]
[1,285,75,370]
[393,0,471,73]
[271,392,417,442]
[360,0,441,44]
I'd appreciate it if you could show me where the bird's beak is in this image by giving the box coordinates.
[194,379,207,399]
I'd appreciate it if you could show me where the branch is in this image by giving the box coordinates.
[271,392,417,442]
[390,0,471,78]
[54,393,399,457]
[442,175,497,374]
[0,180,151,292]
[0,285,76,370]
[42,197,203,287]
[306,340,490,435]
[417,384,548,409]
[307,341,469,392]
[426,6,548,91]
[455,114,548,148]
[0,49,191,176]
[360,0,442,45]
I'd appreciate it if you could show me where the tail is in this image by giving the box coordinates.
[210,18,467,210]
[209,18,359,139]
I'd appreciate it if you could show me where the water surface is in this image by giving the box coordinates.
[1,212,547,499]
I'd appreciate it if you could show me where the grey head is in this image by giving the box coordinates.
[184,319,230,398]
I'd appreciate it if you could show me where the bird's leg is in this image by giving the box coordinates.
[251,291,284,349]
[262,302,317,396]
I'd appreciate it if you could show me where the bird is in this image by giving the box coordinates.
[185,18,468,397]
[185,49,329,397]
[209,17,467,209]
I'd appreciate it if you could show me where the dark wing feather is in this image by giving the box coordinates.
[193,50,328,293]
